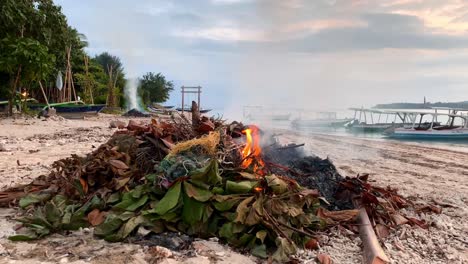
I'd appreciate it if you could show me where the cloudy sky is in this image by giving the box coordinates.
[55,0,468,117]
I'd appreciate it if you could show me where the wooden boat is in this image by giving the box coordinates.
[176,107,212,113]
[29,101,105,118]
[292,112,352,128]
[346,108,413,133]
[384,110,468,140]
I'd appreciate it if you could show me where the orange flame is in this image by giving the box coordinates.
[241,126,265,175]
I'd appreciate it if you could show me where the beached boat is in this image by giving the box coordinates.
[384,110,468,140]
[28,101,105,118]
[176,107,212,113]
[346,108,413,133]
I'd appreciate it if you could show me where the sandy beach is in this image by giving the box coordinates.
[0,115,467,263]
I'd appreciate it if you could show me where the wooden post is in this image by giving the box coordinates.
[181,86,185,115]
[84,55,94,104]
[191,101,200,127]
[38,81,50,108]
[197,86,201,109]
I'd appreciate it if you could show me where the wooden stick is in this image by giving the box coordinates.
[355,203,390,264]
[38,81,50,108]
[191,101,200,127]
[276,143,305,150]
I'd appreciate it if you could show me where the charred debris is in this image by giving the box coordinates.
[0,103,440,262]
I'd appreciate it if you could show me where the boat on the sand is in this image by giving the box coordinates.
[28,101,105,118]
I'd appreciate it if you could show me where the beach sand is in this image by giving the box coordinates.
[0,115,467,263]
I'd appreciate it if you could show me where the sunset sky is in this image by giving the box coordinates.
[55,0,468,115]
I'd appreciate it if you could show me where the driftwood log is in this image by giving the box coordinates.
[354,198,390,264]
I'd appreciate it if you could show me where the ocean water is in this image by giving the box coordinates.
[205,107,468,149]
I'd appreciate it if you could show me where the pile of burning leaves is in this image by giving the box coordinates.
[0,109,438,262]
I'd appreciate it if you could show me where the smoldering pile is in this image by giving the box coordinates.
[0,107,439,263]
[122,108,150,117]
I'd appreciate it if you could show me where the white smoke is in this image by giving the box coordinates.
[125,78,141,110]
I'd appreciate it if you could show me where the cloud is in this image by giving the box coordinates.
[55,0,468,115]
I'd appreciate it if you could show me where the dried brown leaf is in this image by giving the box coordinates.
[88,209,106,226]
[391,213,409,226]
[109,160,129,170]
[305,238,319,250]
[375,224,390,239]
[317,208,359,224]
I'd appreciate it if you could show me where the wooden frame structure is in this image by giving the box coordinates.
[181,86,201,114]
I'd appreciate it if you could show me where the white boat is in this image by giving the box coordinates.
[346,108,413,133]
[243,106,291,121]
[292,112,352,128]
[384,110,468,140]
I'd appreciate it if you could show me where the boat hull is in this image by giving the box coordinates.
[292,119,352,128]
[176,108,211,113]
[53,105,106,113]
[386,129,468,140]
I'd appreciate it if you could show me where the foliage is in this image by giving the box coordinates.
[0,37,55,81]
[0,0,131,111]
[94,52,127,107]
[138,72,174,105]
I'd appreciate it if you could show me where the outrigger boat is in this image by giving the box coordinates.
[346,108,413,133]
[28,101,105,118]
[292,112,352,128]
[384,110,468,140]
[243,106,291,121]
[176,107,212,113]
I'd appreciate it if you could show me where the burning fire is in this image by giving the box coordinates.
[241,126,265,175]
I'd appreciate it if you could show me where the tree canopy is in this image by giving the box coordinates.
[0,1,173,114]
[138,72,174,105]
[0,0,133,114]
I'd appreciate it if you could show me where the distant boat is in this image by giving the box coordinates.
[384,109,468,140]
[346,108,412,133]
[292,112,352,128]
[176,107,212,113]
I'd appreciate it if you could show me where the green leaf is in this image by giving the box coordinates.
[190,159,222,186]
[44,202,61,226]
[212,187,224,194]
[126,195,149,212]
[153,182,181,215]
[107,192,121,204]
[182,194,205,225]
[104,215,145,242]
[94,214,123,237]
[251,244,267,258]
[236,233,254,247]
[9,234,38,241]
[213,199,239,212]
[219,222,234,239]
[145,173,157,182]
[114,192,148,212]
[19,193,51,208]
[184,182,213,202]
[225,181,257,194]
[272,237,297,262]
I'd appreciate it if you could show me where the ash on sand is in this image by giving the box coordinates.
[122,108,150,117]
[263,138,349,210]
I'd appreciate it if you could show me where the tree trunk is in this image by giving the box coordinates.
[8,66,22,116]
